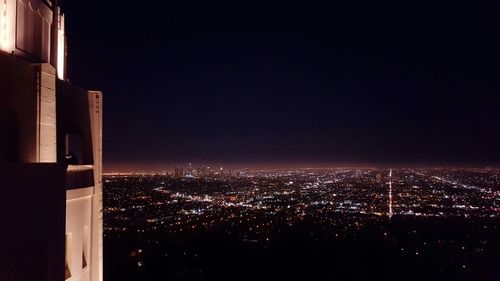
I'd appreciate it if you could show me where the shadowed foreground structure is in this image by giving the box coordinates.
[0,1,103,280]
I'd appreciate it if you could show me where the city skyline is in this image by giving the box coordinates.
[1,1,499,280]
[103,161,500,174]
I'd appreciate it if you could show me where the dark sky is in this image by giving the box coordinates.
[62,0,500,169]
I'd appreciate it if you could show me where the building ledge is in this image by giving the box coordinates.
[66,165,94,190]
[66,186,94,200]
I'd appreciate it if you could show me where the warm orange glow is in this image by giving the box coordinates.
[0,0,15,52]
[57,12,65,80]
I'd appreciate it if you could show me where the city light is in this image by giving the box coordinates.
[103,167,500,280]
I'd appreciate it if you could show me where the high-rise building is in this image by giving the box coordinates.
[174,166,185,178]
[0,1,103,281]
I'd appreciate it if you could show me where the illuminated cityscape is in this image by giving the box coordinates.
[103,167,500,280]
[2,1,500,281]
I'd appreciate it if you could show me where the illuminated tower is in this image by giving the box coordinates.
[0,1,103,281]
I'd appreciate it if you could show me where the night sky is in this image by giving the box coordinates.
[62,0,500,169]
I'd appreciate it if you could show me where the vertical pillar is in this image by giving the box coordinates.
[50,0,59,68]
[88,91,103,281]
[35,63,57,163]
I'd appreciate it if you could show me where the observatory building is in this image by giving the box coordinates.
[0,1,103,281]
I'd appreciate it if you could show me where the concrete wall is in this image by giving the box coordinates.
[15,0,53,62]
[57,82,103,281]
[1,3,102,281]
[66,186,93,281]
[0,163,66,281]
[88,91,103,281]
[35,63,57,162]
[0,52,37,162]
[0,52,58,163]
